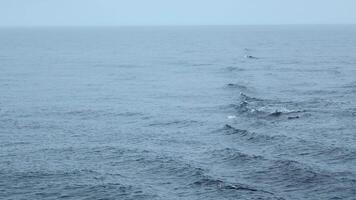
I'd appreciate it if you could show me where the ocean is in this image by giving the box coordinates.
[1,25,356,199]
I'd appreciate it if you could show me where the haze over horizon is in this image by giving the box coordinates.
[1,0,356,27]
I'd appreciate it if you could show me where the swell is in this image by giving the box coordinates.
[249,159,356,195]
[207,147,356,197]
[225,83,250,92]
[209,147,265,164]
[72,146,281,199]
[218,124,288,143]
[0,109,147,131]
[0,170,157,200]
[217,124,356,173]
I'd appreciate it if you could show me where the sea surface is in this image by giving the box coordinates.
[1,26,356,200]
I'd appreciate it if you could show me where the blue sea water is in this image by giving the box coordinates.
[0,25,356,200]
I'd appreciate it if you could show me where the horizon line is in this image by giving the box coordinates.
[1,23,356,28]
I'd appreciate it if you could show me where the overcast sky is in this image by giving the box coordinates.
[0,0,356,26]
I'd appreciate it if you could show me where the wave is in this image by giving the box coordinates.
[221,124,287,143]
[235,93,306,119]
[305,145,356,164]
[342,81,356,89]
[224,66,245,72]
[0,169,157,199]
[0,141,30,147]
[239,92,264,102]
[192,177,280,198]
[210,148,264,163]
[148,120,200,127]
[225,83,249,92]
[63,109,143,119]
[0,169,100,180]
[302,89,339,95]
[244,55,259,59]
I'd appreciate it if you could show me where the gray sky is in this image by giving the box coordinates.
[1,0,356,26]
